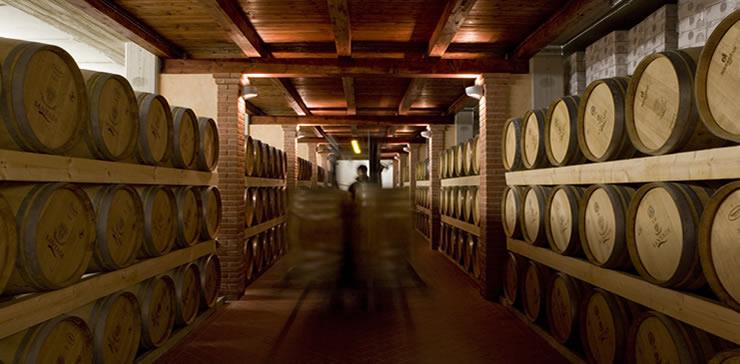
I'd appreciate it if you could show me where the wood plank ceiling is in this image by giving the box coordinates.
[70,0,578,142]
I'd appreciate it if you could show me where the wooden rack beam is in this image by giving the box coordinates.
[441,215,479,236]
[416,180,430,187]
[416,206,432,215]
[251,115,453,126]
[441,175,480,187]
[244,177,286,187]
[244,216,288,238]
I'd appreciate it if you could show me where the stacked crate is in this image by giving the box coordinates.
[678,0,740,47]
[627,4,678,73]
[585,31,629,84]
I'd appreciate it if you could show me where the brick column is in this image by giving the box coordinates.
[399,153,407,188]
[478,73,511,299]
[428,125,445,250]
[408,144,417,208]
[393,158,399,187]
[213,73,246,299]
[308,142,317,187]
[282,126,297,191]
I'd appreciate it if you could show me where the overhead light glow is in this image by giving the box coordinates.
[465,85,484,100]
[241,85,258,100]
[351,139,362,154]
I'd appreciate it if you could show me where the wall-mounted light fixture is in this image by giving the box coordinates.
[351,139,362,154]
[241,85,258,100]
[465,85,484,100]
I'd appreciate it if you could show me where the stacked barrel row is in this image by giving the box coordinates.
[441,186,480,226]
[244,187,287,228]
[415,212,430,238]
[245,136,286,179]
[440,136,480,178]
[415,187,430,209]
[298,157,313,181]
[439,225,481,279]
[317,166,327,184]
[502,253,738,364]
[415,159,430,181]
[243,223,287,281]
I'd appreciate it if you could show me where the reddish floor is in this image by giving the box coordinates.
[159,235,568,364]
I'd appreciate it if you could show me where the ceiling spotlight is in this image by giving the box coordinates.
[420,130,431,139]
[241,85,258,100]
[465,85,484,100]
[351,139,362,155]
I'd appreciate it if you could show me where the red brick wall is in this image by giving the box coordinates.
[282,126,297,191]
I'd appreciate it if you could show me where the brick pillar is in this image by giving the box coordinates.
[428,125,445,250]
[282,126,297,191]
[213,73,246,299]
[393,158,399,187]
[308,143,317,187]
[478,73,511,299]
[399,153,407,188]
[408,144,417,208]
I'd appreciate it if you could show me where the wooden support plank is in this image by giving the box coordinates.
[298,136,425,144]
[245,216,287,238]
[0,241,216,339]
[447,93,476,115]
[416,205,432,216]
[197,0,270,58]
[441,215,479,236]
[244,101,265,116]
[416,180,430,187]
[508,238,740,344]
[327,0,351,57]
[441,175,479,187]
[67,0,186,58]
[428,0,478,57]
[251,115,453,126]
[342,77,356,115]
[272,78,311,116]
[244,176,286,187]
[505,145,740,186]
[270,41,507,57]
[399,79,426,115]
[0,149,216,185]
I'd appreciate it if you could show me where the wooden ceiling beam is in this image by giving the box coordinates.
[342,77,357,115]
[244,101,265,116]
[67,0,186,58]
[298,136,425,144]
[271,79,311,116]
[327,0,351,56]
[162,57,528,77]
[399,79,426,115]
[251,115,453,126]
[428,0,478,57]
[269,41,509,56]
[447,93,476,115]
[197,0,270,58]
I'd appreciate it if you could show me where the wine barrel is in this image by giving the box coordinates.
[174,186,203,248]
[0,315,93,364]
[521,109,549,169]
[627,182,711,289]
[522,260,550,322]
[546,272,583,344]
[73,291,141,364]
[243,237,255,280]
[456,187,467,220]
[245,136,256,176]
[265,145,275,178]
[449,187,459,218]
[440,223,448,252]
[503,252,525,306]
[171,263,201,325]
[196,254,220,309]
[449,146,458,177]
[244,188,256,227]
[502,185,524,238]
[0,38,87,154]
[195,117,219,171]
[545,185,584,256]
[137,186,177,257]
[71,71,138,161]
[464,187,477,224]
[463,139,474,175]
[450,228,460,260]
[0,194,16,295]
[199,186,222,241]
[471,187,480,226]
[134,93,172,166]
[253,140,264,177]
[170,107,199,169]
[470,136,480,175]
[454,144,464,176]
[581,288,635,364]
[711,350,740,364]
[1,183,95,294]
[521,185,552,245]
[503,118,524,171]
[252,236,264,274]
[628,311,719,364]
[545,96,584,166]
[699,181,740,311]
[464,234,476,273]
[440,150,448,178]
[579,184,635,269]
[84,184,144,272]
[578,77,637,162]
[445,149,454,178]
[135,275,177,349]
[695,10,740,143]
[627,49,726,155]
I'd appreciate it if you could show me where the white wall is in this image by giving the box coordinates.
[159,74,218,118]
[249,124,284,150]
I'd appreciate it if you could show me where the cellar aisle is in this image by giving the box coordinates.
[159,234,568,364]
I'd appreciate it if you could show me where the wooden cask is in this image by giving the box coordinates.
[0,39,87,154]
[449,145,459,177]
[195,117,219,171]
[171,263,201,325]
[450,187,459,218]
[521,185,552,245]
[464,138,476,175]
[135,275,177,349]
[546,272,583,344]
[464,234,477,274]
[245,136,256,176]
[502,185,524,238]
[456,187,467,220]
[71,71,138,161]
[199,186,222,240]
[85,185,144,272]
[73,291,141,364]
[440,150,448,178]
[134,93,173,166]
[503,118,524,171]
[0,315,93,364]
[521,109,549,169]
[628,311,719,364]
[265,145,275,178]
[137,186,177,257]
[699,181,740,311]
[580,288,636,364]
[464,187,477,224]
[579,184,635,269]
[545,185,584,256]
[578,77,637,162]
[471,187,480,226]
[446,149,455,178]
[455,144,465,176]
[450,228,460,261]
[471,136,480,175]
[440,187,448,216]
[627,182,711,289]
[545,96,585,166]
[2,183,95,294]
[695,10,740,143]
[522,260,550,322]
[711,350,740,364]
[170,107,199,170]
[243,236,255,280]
[244,188,256,227]
[503,252,525,306]
[252,235,264,274]
[174,186,203,248]
[0,193,15,295]
[440,223,449,252]
[253,140,264,177]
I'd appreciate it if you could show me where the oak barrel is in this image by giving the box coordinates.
[171,263,201,325]
[137,186,177,257]
[521,109,549,169]
[195,117,219,171]
[440,150,448,178]
[450,228,460,261]
[580,288,635,364]
[699,181,740,311]
[471,187,480,226]
[440,223,449,252]
[199,186,222,240]
[449,145,459,177]
[446,149,455,178]
[74,291,141,364]
[449,187,459,218]
[464,187,477,224]
[170,107,199,169]
[0,38,87,154]
[252,236,264,274]
[695,10,740,142]
[471,136,480,175]
[245,187,257,227]
[545,185,584,256]
[174,186,203,248]
[503,252,525,306]
[0,194,16,295]
[135,275,177,349]
[245,136,256,176]
[503,118,524,171]
[464,137,476,175]
[243,237,254,281]
[85,184,144,272]
[710,350,740,364]
[263,143,273,178]
[464,234,477,274]
[578,77,637,162]
[521,185,552,245]
[502,185,524,238]
[0,315,93,364]
[456,187,467,220]
[134,93,172,166]
[455,144,465,177]
[253,140,264,177]
[545,96,585,166]
[628,311,719,364]
[2,183,95,294]
[626,49,726,155]
[627,182,711,289]
[546,272,583,344]
[579,184,635,269]
[522,260,550,322]
[440,187,448,216]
